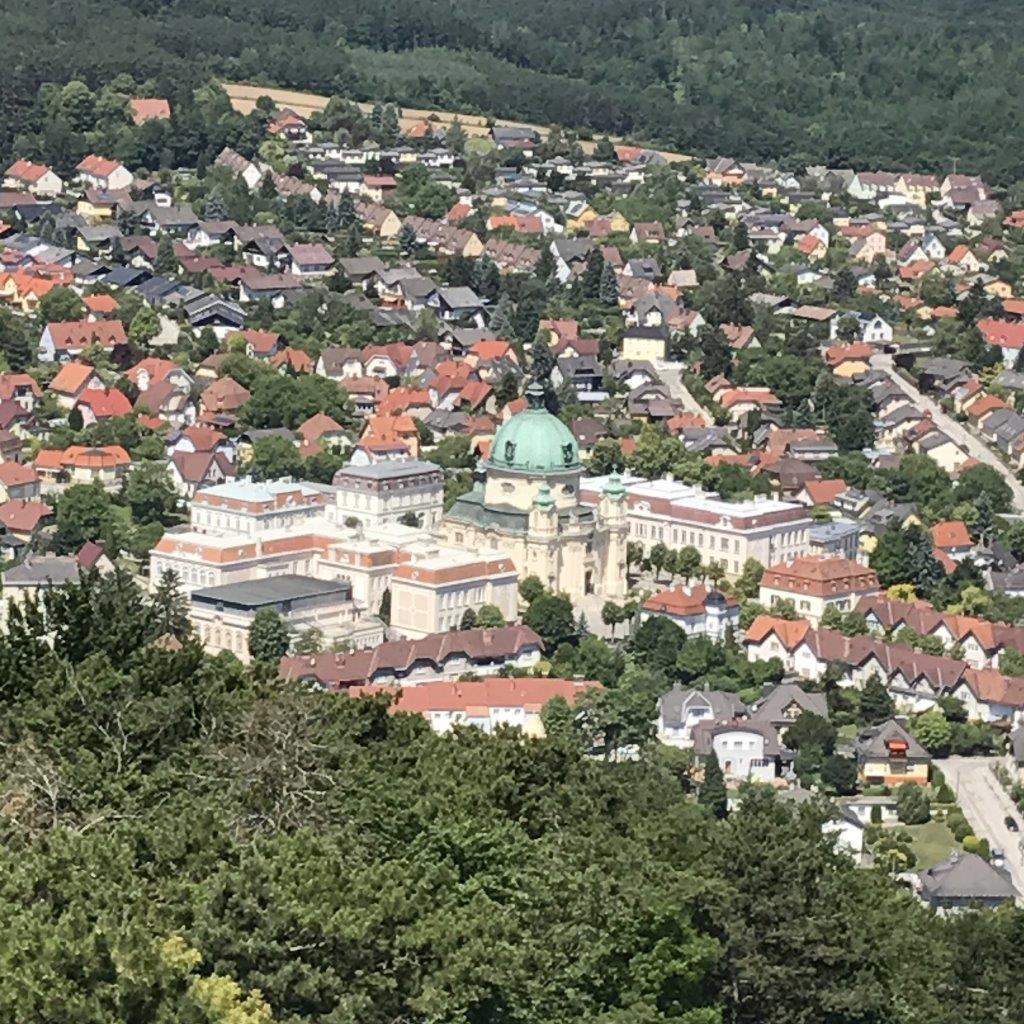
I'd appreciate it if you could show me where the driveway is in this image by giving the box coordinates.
[937,756,1024,895]
[871,353,1024,509]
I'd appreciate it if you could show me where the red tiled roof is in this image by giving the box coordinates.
[931,520,972,550]
[129,98,171,124]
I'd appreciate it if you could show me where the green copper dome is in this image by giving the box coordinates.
[488,382,580,473]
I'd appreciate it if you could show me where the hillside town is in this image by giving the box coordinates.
[5,79,1024,910]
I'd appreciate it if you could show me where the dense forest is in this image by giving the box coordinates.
[2,0,1024,180]
[0,569,1020,1022]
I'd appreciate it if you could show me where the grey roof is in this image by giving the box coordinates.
[191,575,352,610]
[749,683,828,724]
[437,286,484,308]
[333,459,443,482]
[809,518,860,543]
[658,685,746,728]
[3,555,79,586]
[691,718,783,757]
[855,719,930,761]
[919,852,1017,902]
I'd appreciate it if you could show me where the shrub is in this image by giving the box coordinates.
[931,765,946,789]
[870,805,883,824]
[947,814,972,842]
[934,783,956,804]
[962,835,991,860]
[895,782,931,825]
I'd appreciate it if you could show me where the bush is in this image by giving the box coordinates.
[870,805,883,824]
[931,765,946,789]
[962,835,991,860]
[947,813,972,842]
[895,782,931,825]
[934,783,956,804]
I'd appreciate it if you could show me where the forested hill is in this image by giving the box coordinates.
[2,0,1023,179]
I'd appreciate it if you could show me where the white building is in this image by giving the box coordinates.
[330,458,444,530]
[389,548,520,639]
[580,474,812,579]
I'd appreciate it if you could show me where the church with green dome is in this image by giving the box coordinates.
[440,383,628,601]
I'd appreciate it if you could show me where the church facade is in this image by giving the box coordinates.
[440,383,628,601]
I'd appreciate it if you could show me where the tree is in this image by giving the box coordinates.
[247,435,302,481]
[785,712,837,755]
[895,781,931,825]
[54,482,115,553]
[910,709,953,757]
[38,286,85,324]
[153,234,178,275]
[579,248,604,299]
[378,588,391,624]
[699,750,728,818]
[574,684,656,759]
[732,558,763,600]
[129,306,161,346]
[832,268,857,301]
[472,255,500,302]
[859,676,895,725]
[122,460,178,524]
[398,222,417,254]
[601,600,625,637]
[248,608,291,662]
[518,575,545,605]
[523,592,575,650]
[599,260,618,305]
[460,607,478,630]
[677,546,702,582]
[446,117,467,154]
[151,569,190,640]
[820,754,858,795]
[475,603,506,627]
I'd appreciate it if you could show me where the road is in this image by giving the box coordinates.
[653,359,709,420]
[937,756,1024,895]
[221,82,690,163]
[871,353,1024,510]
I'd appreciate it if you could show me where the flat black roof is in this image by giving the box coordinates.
[191,574,351,610]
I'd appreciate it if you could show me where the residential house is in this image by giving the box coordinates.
[75,155,133,191]
[656,684,747,748]
[3,160,63,198]
[641,585,739,639]
[918,852,1017,911]
[855,719,931,786]
[38,320,128,363]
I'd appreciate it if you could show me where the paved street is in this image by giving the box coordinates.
[653,359,708,418]
[871,353,1024,509]
[937,756,1024,894]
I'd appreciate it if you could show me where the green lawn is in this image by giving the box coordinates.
[902,820,959,869]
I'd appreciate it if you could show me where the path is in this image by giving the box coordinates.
[871,353,1024,510]
[937,756,1024,896]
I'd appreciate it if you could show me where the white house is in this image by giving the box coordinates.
[829,312,894,346]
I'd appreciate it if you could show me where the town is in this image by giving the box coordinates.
[3,71,1024,1020]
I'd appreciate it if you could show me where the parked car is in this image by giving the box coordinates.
[1005,815,1019,833]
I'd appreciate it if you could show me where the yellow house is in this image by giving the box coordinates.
[824,343,873,379]
[75,196,119,222]
[457,233,485,259]
[622,327,668,362]
[985,279,1013,299]
[913,435,969,474]
[857,720,931,786]
[606,210,631,234]
[0,273,61,315]
[566,202,598,232]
